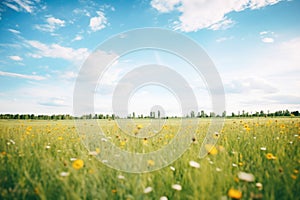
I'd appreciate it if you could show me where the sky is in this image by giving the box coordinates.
[0,0,299,116]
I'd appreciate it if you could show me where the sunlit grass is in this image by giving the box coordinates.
[0,118,299,199]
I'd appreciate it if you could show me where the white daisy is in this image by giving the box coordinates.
[172,184,182,191]
[189,160,200,168]
[144,186,153,194]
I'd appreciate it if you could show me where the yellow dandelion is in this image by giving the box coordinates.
[143,138,148,145]
[205,144,218,155]
[58,136,63,140]
[120,141,126,147]
[213,132,220,139]
[266,153,273,160]
[96,148,100,154]
[238,162,243,166]
[291,174,297,180]
[266,153,276,160]
[147,159,155,166]
[228,188,242,199]
[136,124,143,130]
[72,159,84,170]
[293,169,299,174]
[163,125,169,129]
[280,124,285,129]
[112,189,117,193]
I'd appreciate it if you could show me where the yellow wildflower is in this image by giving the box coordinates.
[120,141,126,147]
[228,188,242,199]
[72,159,84,170]
[205,144,218,155]
[291,174,297,180]
[147,159,155,166]
[213,132,220,139]
[136,124,143,130]
[266,153,276,160]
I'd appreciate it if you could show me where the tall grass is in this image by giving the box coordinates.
[0,118,299,199]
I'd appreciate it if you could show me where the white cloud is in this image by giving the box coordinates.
[3,2,20,12]
[0,83,74,114]
[8,28,20,34]
[259,31,268,35]
[47,17,65,27]
[209,18,234,31]
[0,70,46,81]
[216,36,234,43]
[14,0,34,13]
[89,11,108,31]
[262,37,274,43]
[260,31,275,43]
[9,55,23,61]
[73,8,91,17]
[3,0,36,13]
[151,0,180,13]
[225,77,279,94]
[35,16,65,32]
[59,71,78,80]
[72,35,83,41]
[27,40,89,62]
[249,0,281,9]
[38,97,66,107]
[220,36,300,113]
[151,0,283,32]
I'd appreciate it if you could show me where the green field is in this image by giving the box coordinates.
[0,118,299,199]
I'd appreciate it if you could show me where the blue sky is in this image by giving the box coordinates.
[0,0,299,115]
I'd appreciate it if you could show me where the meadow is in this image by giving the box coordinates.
[0,117,299,200]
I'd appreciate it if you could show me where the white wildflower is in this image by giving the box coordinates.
[144,186,153,194]
[189,160,200,168]
[238,171,255,182]
[172,184,182,191]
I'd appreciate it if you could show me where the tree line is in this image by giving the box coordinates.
[0,109,299,120]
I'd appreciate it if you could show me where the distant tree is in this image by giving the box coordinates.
[222,111,226,117]
[201,110,205,118]
[259,110,265,117]
[284,109,290,116]
[190,111,195,118]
